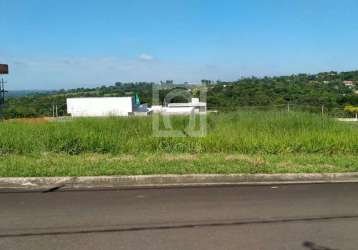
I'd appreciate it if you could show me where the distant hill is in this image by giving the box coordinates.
[7,90,52,97]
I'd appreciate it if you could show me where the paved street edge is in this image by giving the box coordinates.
[1,173,358,190]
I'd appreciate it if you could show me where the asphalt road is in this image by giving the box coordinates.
[0,183,358,250]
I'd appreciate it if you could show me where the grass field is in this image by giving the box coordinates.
[0,111,357,176]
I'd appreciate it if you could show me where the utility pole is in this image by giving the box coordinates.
[0,64,9,119]
[0,78,6,107]
[55,105,58,117]
[287,103,290,112]
[0,78,7,119]
[321,105,325,116]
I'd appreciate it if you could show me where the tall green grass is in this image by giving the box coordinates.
[0,111,357,155]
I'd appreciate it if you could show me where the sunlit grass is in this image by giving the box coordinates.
[0,111,357,176]
[0,111,357,155]
[0,153,357,177]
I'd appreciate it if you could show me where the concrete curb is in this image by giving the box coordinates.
[1,173,358,191]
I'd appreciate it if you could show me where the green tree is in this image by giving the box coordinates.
[344,105,358,119]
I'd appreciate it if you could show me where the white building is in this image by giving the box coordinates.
[162,107,195,115]
[166,98,207,113]
[66,97,207,117]
[149,105,164,113]
[67,97,134,117]
[344,81,355,88]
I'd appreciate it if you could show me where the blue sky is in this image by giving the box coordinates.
[1,0,358,90]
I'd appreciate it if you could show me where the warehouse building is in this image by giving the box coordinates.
[67,97,135,117]
[67,96,207,117]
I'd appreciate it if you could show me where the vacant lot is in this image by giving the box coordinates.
[0,111,357,176]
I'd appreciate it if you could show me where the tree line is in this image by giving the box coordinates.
[2,70,358,119]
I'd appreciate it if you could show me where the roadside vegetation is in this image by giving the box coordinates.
[1,153,358,177]
[0,111,357,176]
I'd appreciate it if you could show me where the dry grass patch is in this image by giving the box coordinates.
[68,154,136,163]
[162,154,198,161]
[224,154,266,165]
[7,117,54,124]
[276,162,337,169]
[107,155,135,162]
[144,154,198,163]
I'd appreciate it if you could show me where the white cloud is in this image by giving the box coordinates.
[138,53,154,61]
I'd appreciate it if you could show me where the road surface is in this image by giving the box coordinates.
[0,183,358,250]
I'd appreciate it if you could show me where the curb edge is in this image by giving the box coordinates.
[1,173,358,191]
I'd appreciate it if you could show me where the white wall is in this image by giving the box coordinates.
[150,105,163,113]
[191,98,200,103]
[67,97,133,117]
[162,107,195,115]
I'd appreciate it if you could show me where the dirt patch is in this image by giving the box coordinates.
[7,117,55,124]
